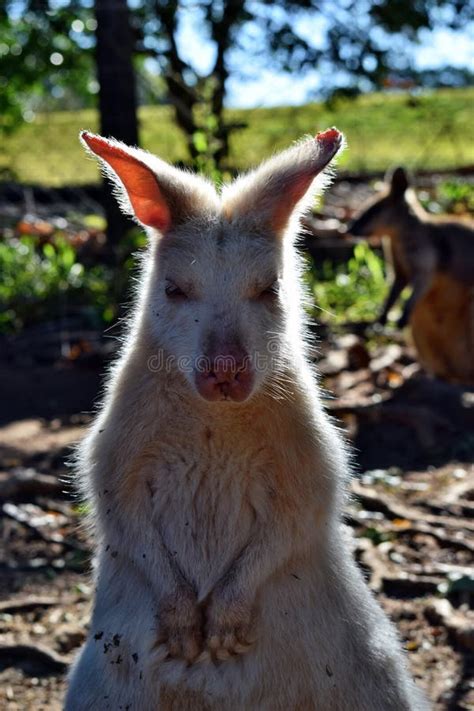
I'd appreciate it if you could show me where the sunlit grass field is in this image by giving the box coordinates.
[1,87,473,186]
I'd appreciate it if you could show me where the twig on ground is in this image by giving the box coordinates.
[0,596,77,614]
[350,481,474,533]
[2,502,88,554]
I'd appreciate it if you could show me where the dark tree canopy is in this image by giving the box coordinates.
[0,1,95,134]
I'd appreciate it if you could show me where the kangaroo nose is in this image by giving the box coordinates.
[195,345,254,402]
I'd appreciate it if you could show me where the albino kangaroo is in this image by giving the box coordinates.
[66,130,428,711]
[349,166,474,328]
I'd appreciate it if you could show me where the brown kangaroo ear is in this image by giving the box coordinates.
[389,167,409,197]
[81,132,171,231]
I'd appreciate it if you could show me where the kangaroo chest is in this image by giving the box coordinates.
[145,432,274,588]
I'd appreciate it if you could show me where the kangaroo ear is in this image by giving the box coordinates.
[222,128,344,234]
[80,132,218,233]
[389,167,409,197]
[80,132,171,231]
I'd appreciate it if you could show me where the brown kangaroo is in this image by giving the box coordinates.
[349,168,474,383]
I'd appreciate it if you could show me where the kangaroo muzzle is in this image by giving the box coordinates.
[194,344,254,402]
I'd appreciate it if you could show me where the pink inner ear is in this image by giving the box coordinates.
[81,132,171,231]
[270,128,343,233]
[271,170,316,233]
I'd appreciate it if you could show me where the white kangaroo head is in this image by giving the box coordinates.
[81,129,344,403]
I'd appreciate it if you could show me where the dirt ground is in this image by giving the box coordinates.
[0,166,473,711]
[0,330,473,710]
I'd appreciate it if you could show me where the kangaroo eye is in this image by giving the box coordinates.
[165,281,187,299]
[259,281,279,299]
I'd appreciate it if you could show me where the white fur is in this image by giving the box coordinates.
[66,133,429,710]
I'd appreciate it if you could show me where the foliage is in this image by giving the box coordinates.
[2,88,473,185]
[416,177,474,216]
[0,235,107,332]
[357,526,393,546]
[437,179,474,214]
[1,0,473,167]
[306,242,388,325]
[0,231,145,334]
[0,1,95,137]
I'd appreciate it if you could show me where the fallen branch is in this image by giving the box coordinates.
[350,481,474,533]
[350,512,474,555]
[356,538,473,580]
[2,503,88,554]
[400,562,473,578]
[418,499,474,520]
[0,596,75,615]
[0,643,70,673]
[0,469,65,502]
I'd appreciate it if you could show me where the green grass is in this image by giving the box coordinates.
[0,230,146,333]
[306,242,389,325]
[1,88,473,186]
[0,234,111,332]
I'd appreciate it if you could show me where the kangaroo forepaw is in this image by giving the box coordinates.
[155,589,203,664]
[204,592,256,661]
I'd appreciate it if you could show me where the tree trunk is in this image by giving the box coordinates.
[94,0,139,252]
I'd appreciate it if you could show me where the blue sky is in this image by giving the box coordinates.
[9,0,474,109]
[173,8,474,108]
